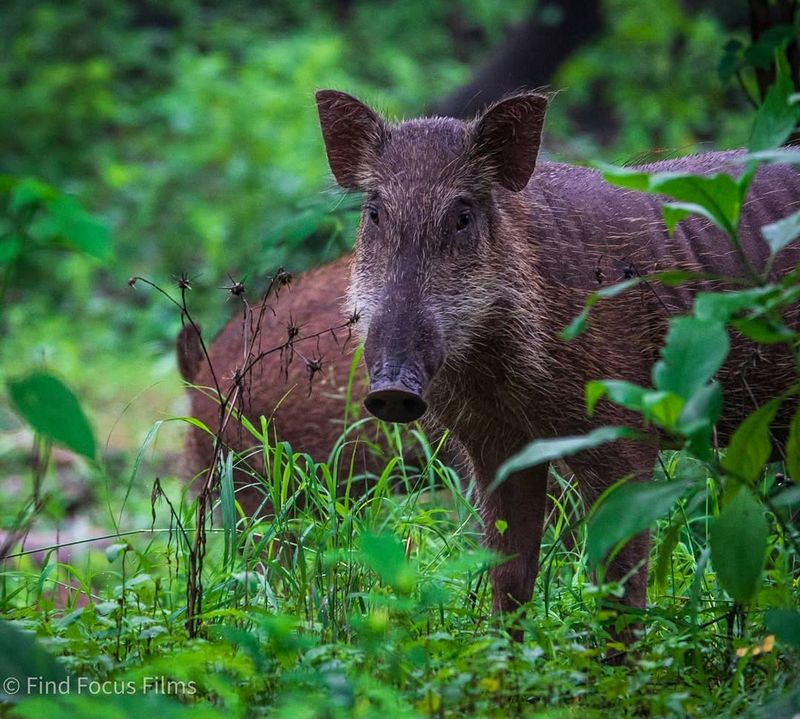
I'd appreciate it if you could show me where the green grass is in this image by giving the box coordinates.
[1,410,799,718]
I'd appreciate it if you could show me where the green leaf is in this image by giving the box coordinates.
[655,173,742,236]
[41,195,111,260]
[595,277,642,301]
[677,381,723,460]
[603,163,743,237]
[661,203,695,235]
[641,391,685,431]
[105,542,129,563]
[598,163,651,191]
[220,452,237,567]
[655,269,718,286]
[0,620,70,702]
[766,609,800,651]
[694,288,776,322]
[786,402,800,483]
[771,486,800,510]
[7,372,96,460]
[360,532,416,594]
[749,52,800,151]
[560,306,591,340]
[652,317,729,401]
[731,315,797,344]
[709,489,768,603]
[722,398,781,484]
[9,177,55,212]
[678,381,723,432]
[736,149,800,165]
[494,426,639,490]
[762,209,800,257]
[718,39,743,82]
[654,518,683,591]
[586,478,693,569]
[744,25,796,70]
[0,234,22,264]
[585,379,647,417]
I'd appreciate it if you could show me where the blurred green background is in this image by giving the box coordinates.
[0,0,759,463]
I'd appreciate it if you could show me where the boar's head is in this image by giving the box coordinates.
[316,90,547,422]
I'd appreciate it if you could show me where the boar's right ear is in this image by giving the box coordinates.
[316,90,388,190]
[471,93,548,192]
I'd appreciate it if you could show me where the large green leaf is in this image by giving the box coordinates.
[652,317,729,401]
[39,194,111,260]
[586,478,693,569]
[766,609,800,652]
[709,489,768,603]
[722,398,781,484]
[718,39,743,82]
[731,315,797,344]
[662,202,718,236]
[601,164,744,237]
[762,209,800,257]
[676,381,723,433]
[749,52,800,152]
[6,372,96,460]
[739,149,800,165]
[744,25,796,70]
[0,234,22,265]
[0,620,70,702]
[9,177,55,211]
[360,532,416,594]
[680,382,723,460]
[585,379,647,417]
[641,391,685,431]
[694,288,776,322]
[493,426,639,490]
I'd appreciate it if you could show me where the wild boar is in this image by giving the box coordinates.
[315,89,800,631]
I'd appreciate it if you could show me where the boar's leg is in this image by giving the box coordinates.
[467,437,550,638]
[568,442,658,640]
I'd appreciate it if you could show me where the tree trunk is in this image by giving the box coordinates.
[430,0,601,118]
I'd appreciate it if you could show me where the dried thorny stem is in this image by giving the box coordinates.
[130,275,224,409]
[131,268,358,637]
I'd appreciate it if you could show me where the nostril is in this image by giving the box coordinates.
[365,396,386,414]
[404,397,422,413]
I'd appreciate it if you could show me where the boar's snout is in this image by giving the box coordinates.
[364,355,439,423]
[364,380,427,423]
[362,309,444,423]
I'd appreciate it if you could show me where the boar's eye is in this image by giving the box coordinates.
[367,206,380,226]
[456,211,471,232]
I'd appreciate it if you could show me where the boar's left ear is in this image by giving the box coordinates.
[471,93,548,192]
[316,89,388,190]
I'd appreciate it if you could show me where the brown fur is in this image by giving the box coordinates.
[178,255,381,515]
[316,89,800,637]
